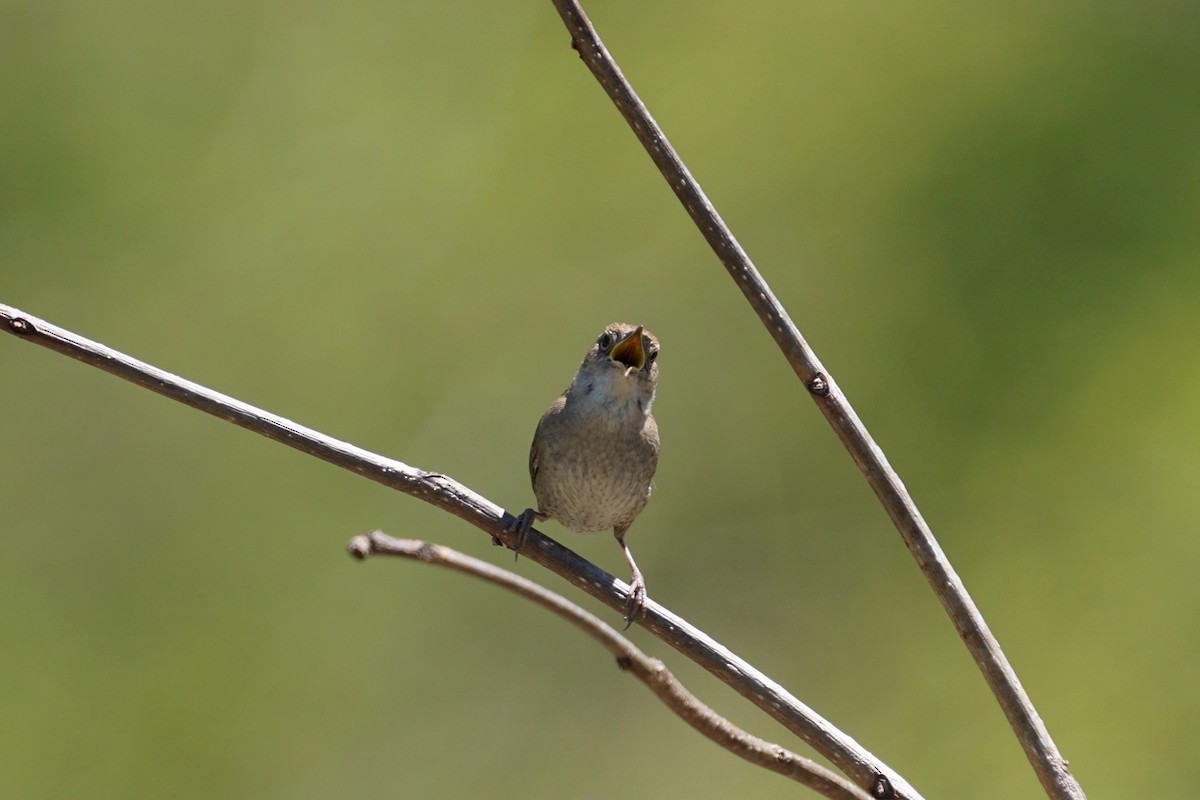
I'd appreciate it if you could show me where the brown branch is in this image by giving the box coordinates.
[349,531,872,800]
[0,303,916,800]
[545,3,1085,799]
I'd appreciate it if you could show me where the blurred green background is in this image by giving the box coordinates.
[3,2,1198,797]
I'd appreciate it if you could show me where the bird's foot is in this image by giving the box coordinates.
[622,577,647,630]
[505,508,544,561]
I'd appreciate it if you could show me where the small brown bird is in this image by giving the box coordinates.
[509,322,661,625]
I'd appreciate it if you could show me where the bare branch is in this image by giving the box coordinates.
[0,303,916,799]
[544,3,1086,799]
[349,531,872,800]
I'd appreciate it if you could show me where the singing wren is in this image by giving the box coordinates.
[509,323,661,625]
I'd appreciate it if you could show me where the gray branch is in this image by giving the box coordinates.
[546,3,1085,799]
[349,531,872,800]
[0,303,916,800]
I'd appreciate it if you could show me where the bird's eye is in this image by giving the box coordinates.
[597,331,616,349]
[646,347,658,364]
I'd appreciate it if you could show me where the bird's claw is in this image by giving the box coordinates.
[622,579,647,630]
[506,508,539,561]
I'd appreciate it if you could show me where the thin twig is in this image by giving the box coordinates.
[545,3,1085,799]
[349,531,872,800]
[0,303,916,800]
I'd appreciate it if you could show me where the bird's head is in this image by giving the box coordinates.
[572,322,660,410]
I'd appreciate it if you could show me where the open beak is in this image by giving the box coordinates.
[609,326,646,376]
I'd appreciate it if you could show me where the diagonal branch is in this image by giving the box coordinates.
[349,531,873,800]
[0,303,919,800]
[546,3,1085,799]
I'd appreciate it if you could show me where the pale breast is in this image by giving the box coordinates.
[531,406,659,534]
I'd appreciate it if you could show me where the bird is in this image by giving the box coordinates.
[508,322,661,626]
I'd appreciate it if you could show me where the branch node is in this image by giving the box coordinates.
[808,373,830,397]
[872,774,894,799]
[615,654,633,672]
[8,317,34,335]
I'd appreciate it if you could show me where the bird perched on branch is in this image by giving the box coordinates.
[509,322,661,626]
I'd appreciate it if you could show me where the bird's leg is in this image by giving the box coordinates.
[615,527,647,629]
[503,508,546,561]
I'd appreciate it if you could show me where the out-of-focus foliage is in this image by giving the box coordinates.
[3,2,1197,798]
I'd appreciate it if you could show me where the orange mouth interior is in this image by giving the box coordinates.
[610,328,646,372]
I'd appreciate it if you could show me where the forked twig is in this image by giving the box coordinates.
[0,303,918,800]
[349,531,872,800]
[546,2,1084,799]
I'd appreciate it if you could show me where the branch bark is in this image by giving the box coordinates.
[546,3,1084,799]
[0,303,918,800]
[349,531,872,800]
